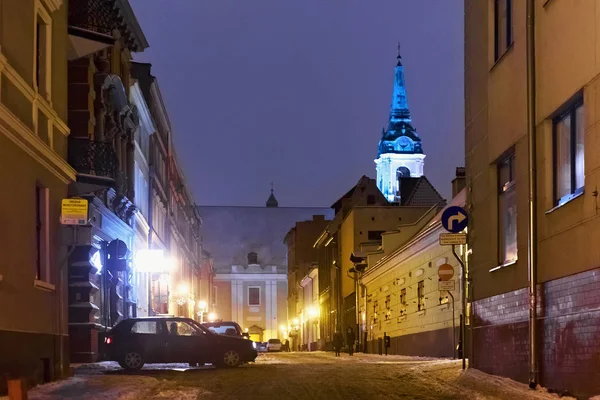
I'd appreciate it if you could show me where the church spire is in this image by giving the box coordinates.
[390,42,411,122]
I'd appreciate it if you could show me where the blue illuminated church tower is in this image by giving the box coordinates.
[375,46,425,202]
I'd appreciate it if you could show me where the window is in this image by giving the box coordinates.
[34,9,51,98]
[248,286,261,306]
[494,0,513,61]
[498,154,517,264]
[212,285,218,307]
[400,288,406,305]
[35,186,50,282]
[367,231,385,241]
[554,101,585,205]
[417,280,425,311]
[131,321,160,334]
[247,252,258,265]
[167,321,198,337]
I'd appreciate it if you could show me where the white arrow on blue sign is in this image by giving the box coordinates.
[441,206,468,233]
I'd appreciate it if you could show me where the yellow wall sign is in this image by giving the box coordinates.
[61,198,89,225]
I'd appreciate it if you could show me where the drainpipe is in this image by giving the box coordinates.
[526,0,538,389]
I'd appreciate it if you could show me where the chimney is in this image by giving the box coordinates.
[452,167,466,198]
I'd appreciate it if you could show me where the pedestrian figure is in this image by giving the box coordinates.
[346,327,356,356]
[333,329,344,356]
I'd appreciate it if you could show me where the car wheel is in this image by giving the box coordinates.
[122,351,144,370]
[220,350,241,368]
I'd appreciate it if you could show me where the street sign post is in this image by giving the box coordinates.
[439,233,467,246]
[441,206,468,233]
[438,263,454,281]
[440,205,468,370]
[439,280,455,291]
[61,198,89,225]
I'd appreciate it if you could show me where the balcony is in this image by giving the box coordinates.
[68,138,119,181]
[67,0,148,60]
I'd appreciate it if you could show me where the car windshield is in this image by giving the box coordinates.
[268,339,281,344]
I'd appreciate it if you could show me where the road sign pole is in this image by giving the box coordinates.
[452,245,467,370]
[448,290,456,359]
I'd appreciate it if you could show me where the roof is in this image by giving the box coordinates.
[399,176,446,207]
[266,191,279,207]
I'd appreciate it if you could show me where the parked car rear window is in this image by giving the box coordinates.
[268,339,281,344]
[131,321,160,334]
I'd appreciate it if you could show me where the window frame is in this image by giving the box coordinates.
[248,286,261,306]
[34,2,52,100]
[494,0,513,61]
[553,99,585,206]
[498,153,517,265]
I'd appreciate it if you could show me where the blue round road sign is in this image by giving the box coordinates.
[441,206,468,233]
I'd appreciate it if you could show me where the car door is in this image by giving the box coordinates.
[165,320,211,363]
[129,320,168,363]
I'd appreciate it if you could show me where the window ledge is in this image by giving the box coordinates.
[490,43,514,72]
[545,191,584,214]
[34,280,55,292]
[489,260,517,272]
[417,310,426,317]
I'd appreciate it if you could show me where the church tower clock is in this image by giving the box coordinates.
[375,46,425,202]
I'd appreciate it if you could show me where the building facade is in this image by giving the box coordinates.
[129,79,153,317]
[199,193,332,343]
[465,0,600,397]
[362,189,466,358]
[0,0,75,391]
[315,176,445,350]
[130,62,172,316]
[376,50,425,202]
[64,0,148,363]
[285,215,331,350]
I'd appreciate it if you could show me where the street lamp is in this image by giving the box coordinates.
[207,312,217,322]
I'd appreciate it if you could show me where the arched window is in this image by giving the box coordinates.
[396,166,411,178]
[247,252,258,264]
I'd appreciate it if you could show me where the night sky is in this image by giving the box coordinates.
[129,0,464,207]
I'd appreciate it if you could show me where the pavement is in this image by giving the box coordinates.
[1,352,579,400]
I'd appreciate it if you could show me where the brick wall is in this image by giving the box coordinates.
[472,268,600,398]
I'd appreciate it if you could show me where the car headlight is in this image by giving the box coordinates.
[252,341,256,349]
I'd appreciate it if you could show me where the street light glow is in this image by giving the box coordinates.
[197,300,207,310]
[177,283,188,295]
[134,249,175,273]
[308,306,319,318]
[208,312,217,322]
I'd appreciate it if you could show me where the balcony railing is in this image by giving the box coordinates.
[68,138,119,180]
[68,0,118,38]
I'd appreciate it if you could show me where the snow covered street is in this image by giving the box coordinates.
[3,352,577,400]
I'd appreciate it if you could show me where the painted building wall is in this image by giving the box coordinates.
[0,0,73,391]
[465,0,600,397]
[361,193,465,358]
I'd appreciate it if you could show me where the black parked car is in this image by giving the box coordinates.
[103,317,257,370]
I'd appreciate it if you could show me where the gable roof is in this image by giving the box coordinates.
[399,176,446,207]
